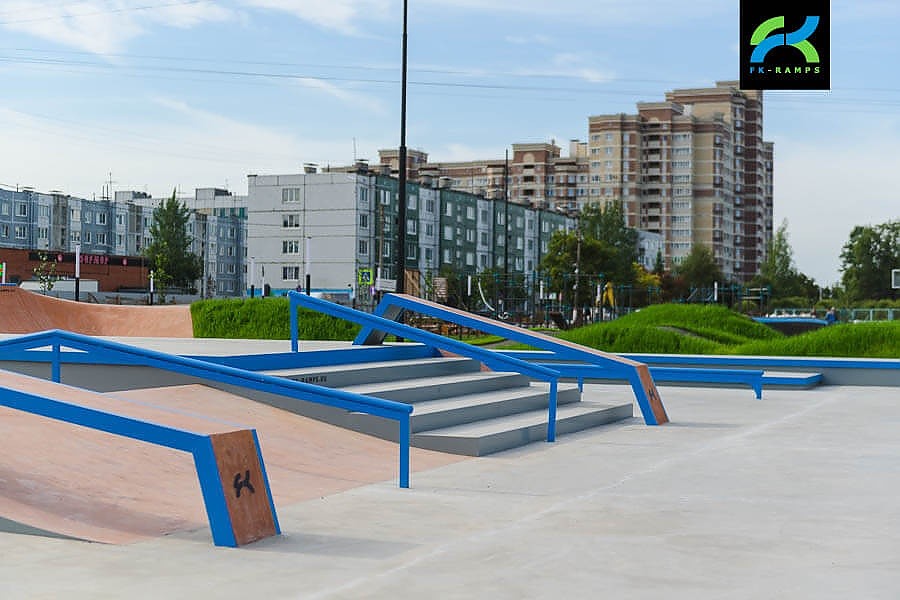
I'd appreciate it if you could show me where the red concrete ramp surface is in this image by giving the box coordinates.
[0,382,465,545]
[0,286,193,337]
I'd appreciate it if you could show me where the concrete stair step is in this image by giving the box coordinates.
[412,401,634,456]
[346,382,582,438]
[341,371,532,404]
[262,357,480,388]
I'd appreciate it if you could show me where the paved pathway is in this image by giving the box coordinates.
[2,383,898,599]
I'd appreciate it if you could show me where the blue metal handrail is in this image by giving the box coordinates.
[289,291,566,442]
[0,330,415,488]
[0,381,273,547]
[353,293,668,425]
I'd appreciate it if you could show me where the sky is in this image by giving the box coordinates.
[0,0,898,287]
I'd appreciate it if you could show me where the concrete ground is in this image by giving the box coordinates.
[1,380,898,599]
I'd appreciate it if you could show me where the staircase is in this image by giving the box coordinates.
[263,356,633,456]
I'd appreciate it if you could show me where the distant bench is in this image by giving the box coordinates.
[0,369,280,547]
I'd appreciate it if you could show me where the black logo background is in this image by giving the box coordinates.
[740,0,830,90]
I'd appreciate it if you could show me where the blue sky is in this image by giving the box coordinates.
[0,0,898,287]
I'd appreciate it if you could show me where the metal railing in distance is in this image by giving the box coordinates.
[0,329,414,488]
[354,293,668,426]
[289,291,566,442]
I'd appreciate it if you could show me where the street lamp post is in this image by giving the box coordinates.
[395,0,408,296]
[74,243,81,302]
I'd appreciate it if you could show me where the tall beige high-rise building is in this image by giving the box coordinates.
[360,81,773,283]
[588,81,773,281]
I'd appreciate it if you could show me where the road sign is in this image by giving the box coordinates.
[358,268,373,286]
[375,278,396,292]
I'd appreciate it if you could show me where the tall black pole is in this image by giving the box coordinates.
[395,0,408,295]
[503,149,509,310]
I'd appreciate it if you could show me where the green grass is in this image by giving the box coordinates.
[733,321,900,358]
[191,297,360,340]
[190,298,899,358]
[496,305,899,358]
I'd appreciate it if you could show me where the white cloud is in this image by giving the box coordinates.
[0,0,233,54]
[237,0,390,34]
[504,33,554,46]
[295,78,386,115]
[0,101,371,198]
[416,0,728,24]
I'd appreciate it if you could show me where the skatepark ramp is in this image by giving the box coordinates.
[0,285,193,337]
[0,369,279,547]
[0,330,415,487]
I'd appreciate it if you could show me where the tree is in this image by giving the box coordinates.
[840,220,899,301]
[145,189,201,290]
[578,201,638,285]
[32,251,57,294]
[540,229,616,308]
[752,219,819,301]
[676,244,723,288]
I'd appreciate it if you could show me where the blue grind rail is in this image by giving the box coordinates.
[288,291,570,441]
[348,293,668,425]
[0,376,275,547]
[0,330,414,489]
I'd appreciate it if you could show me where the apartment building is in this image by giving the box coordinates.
[374,142,591,211]
[0,186,245,295]
[370,81,774,283]
[246,170,572,309]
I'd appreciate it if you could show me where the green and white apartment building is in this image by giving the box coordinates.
[246,170,574,308]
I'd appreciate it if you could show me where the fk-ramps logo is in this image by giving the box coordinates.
[740,0,830,90]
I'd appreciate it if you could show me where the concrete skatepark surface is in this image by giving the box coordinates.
[1,377,899,598]
[0,287,193,337]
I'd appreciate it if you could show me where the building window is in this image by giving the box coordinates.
[97,212,107,225]
[84,232,92,243]
[406,242,416,260]
[40,205,50,217]
[442,249,451,264]
[282,265,301,280]
[407,195,417,210]
[496,212,505,226]
[283,213,301,228]
[359,188,368,205]
[444,203,452,217]
[282,240,300,254]
[358,239,369,255]
[466,229,475,243]
[117,234,124,246]
[0,225,7,237]
[425,247,433,265]
[466,206,475,220]
[282,188,301,203]
[407,219,417,235]
[465,252,474,266]
[383,241,391,258]
[16,203,27,217]
[425,198,435,213]
[480,231,488,245]
[425,223,434,237]
[15,225,26,239]
[96,233,107,245]
[38,227,49,239]
[443,225,454,241]
[0,203,9,216]
[228,227,236,238]
[359,214,369,229]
